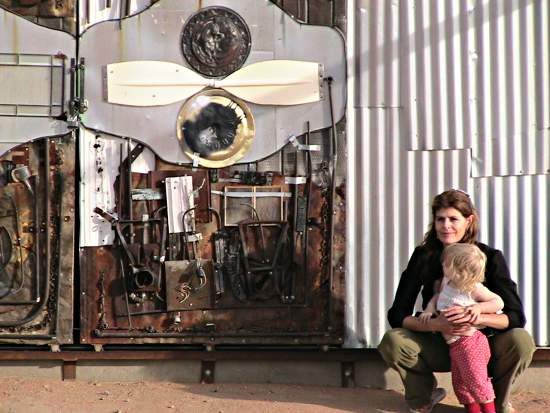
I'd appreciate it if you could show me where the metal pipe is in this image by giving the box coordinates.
[94,330,331,338]
[0,334,54,340]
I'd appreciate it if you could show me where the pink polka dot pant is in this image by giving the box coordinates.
[449,330,495,404]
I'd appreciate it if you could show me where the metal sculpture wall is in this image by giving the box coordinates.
[0,0,347,347]
[80,141,345,345]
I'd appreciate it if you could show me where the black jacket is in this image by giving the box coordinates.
[387,242,526,334]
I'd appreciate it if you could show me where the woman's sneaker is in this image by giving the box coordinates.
[409,388,447,413]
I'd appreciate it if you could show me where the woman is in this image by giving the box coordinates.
[377,190,535,413]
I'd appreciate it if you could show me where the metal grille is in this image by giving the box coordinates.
[0,53,65,118]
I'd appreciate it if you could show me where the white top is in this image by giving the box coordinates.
[437,277,479,311]
[437,277,480,343]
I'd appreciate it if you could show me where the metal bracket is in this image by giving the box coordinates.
[69,57,88,125]
[201,360,216,384]
[284,176,307,185]
[341,361,356,388]
[62,360,77,380]
[0,53,67,119]
[288,135,321,152]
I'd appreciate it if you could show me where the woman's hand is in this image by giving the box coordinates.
[440,305,477,325]
[431,312,473,336]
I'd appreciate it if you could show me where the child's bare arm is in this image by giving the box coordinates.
[467,284,504,323]
[418,293,439,324]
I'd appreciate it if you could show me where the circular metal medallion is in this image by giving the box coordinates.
[181,6,251,78]
[176,89,255,168]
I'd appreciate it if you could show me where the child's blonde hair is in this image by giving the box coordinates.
[441,243,487,292]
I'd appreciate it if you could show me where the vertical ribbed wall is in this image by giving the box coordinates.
[346,0,550,348]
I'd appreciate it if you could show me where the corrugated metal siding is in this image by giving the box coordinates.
[475,176,550,345]
[401,0,476,151]
[346,0,550,348]
[399,0,549,177]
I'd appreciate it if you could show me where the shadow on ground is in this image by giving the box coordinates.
[1,378,543,413]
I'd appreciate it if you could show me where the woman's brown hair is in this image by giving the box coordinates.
[422,189,479,251]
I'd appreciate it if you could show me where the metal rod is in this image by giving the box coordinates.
[119,257,133,329]
[126,138,134,243]
[33,176,40,301]
[49,55,54,117]
[94,330,331,338]
[51,168,64,335]
[0,334,54,340]
[60,54,66,117]
[326,77,337,329]
[303,122,312,307]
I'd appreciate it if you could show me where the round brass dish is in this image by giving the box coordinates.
[176,89,255,168]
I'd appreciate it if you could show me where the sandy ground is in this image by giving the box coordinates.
[0,379,547,413]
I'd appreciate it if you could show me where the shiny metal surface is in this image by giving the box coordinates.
[346,0,550,348]
[80,0,346,165]
[176,89,255,168]
[0,9,75,156]
[399,0,549,177]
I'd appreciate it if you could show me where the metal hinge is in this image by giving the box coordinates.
[68,57,88,127]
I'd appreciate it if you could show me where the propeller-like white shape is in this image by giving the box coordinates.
[107,60,323,107]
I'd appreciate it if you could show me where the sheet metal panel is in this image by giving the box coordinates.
[0,9,75,155]
[401,0,549,177]
[79,129,157,247]
[401,0,475,151]
[79,0,153,30]
[346,0,550,348]
[79,0,346,165]
[475,176,550,345]
[471,0,549,177]
[345,107,471,347]
[357,0,399,108]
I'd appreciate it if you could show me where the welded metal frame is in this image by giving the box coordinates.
[0,53,66,118]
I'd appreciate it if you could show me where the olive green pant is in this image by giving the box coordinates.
[377,328,535,412]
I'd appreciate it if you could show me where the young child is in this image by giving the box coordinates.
[419,243,504,413]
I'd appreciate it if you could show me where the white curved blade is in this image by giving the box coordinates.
[107,61,206,106]
[219,60,322,105]
[107,60,322,107]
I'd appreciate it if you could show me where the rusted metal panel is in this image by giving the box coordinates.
[0,135,75,345]
[80,163,344,345]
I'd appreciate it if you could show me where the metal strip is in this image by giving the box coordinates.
[211,190,292,198]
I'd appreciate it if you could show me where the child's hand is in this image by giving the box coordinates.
[465,304,481,324]
[418,311,432,324]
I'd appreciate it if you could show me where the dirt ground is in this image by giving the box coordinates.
[0,378,548,413]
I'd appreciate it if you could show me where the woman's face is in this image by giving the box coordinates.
[434,207,473,246]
